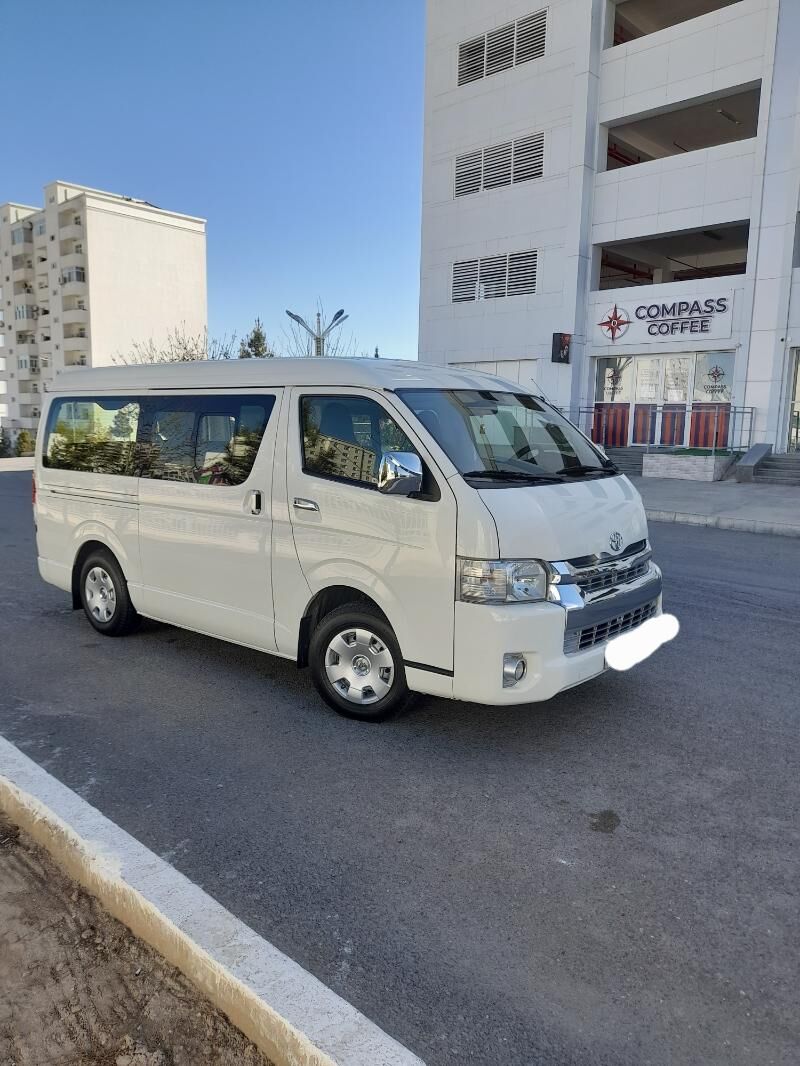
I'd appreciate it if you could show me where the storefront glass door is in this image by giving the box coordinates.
[788,351,800,453]
[593,352,734,448]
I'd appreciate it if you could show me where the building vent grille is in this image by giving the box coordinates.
[454,151,483,197]
[482,142,513,189]
[486,23,515,77]
[455,132,545,197]
[515,10,548,65]
[479,255,508,299]
[452,250,538,302]
[458,35,486,85]
[508,250,538,296]
[457,9,548,86]
[451,259,479,302]
[513,132,545,183]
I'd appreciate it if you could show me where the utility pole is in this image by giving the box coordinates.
[285,307,348,357]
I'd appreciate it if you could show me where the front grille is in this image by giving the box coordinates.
[564,598,659,655]
[575,556,651,596]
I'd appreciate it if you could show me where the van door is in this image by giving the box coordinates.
[285,387,457,674]
[136,390,281,650]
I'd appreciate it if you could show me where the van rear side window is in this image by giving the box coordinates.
[43,397,141,475]
[42,394,275,485]
[139,395,274,485]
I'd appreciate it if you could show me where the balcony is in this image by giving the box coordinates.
[593,139,756,243]
[63,334,89,351]
[59,222,83,242]
[600,0,769,126]
[62,307,88,326]
[60,251,86,271]
[64,350,88,367]
[11,263,34,283]
[15,342,39,360]
[61,279,87,297]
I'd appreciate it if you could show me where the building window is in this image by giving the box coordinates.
[14,305,35,320]
[34,220,46,237]
[11,228,25,246]
[60,267,86,284]
[451,250,539,302]
[457,9,547,86]
[455,132,545,197]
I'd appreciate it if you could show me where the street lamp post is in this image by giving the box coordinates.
[285,307,348,357]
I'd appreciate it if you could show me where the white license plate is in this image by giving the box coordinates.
[605,614,679,672]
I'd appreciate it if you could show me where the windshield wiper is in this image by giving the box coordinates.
[462,469,565,483]
[555,462,619,478]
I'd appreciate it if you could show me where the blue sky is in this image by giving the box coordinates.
[7,0,426,358]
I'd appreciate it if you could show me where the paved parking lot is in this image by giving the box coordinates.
[1,470,798,1066]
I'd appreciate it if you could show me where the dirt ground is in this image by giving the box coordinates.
[0,814,274,1066]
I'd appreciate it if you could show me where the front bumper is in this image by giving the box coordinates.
[450,567,663,706]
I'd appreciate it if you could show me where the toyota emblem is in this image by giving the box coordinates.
[609,531,624,553]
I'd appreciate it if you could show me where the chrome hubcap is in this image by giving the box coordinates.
[84,567,116,623]
[324,628,394,705]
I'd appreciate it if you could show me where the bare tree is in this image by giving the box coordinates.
[113,325,238,365]
[280,301,358,359]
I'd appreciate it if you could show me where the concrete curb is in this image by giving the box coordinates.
[0,736,424,1066]
[646,509,800,538]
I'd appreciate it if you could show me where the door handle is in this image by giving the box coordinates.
[248,489,263,515]
[293,497,319,512]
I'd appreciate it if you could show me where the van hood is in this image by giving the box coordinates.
[479,475,648,561]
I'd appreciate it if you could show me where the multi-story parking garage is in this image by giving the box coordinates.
[419,0,800,455]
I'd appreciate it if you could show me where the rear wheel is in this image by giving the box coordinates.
[309,604,414,722]
[78,550,139,637]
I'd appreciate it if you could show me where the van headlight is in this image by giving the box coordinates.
[458,559,548,604]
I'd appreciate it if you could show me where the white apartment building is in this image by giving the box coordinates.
[0,181,206,441]
[419,0,800,455]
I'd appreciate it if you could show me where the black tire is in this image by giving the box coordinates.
[308,603,415,722]
[78,549,139,637]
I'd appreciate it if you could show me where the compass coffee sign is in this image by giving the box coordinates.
[596,292,733,345]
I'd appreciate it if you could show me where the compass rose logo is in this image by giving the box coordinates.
[599,304,631,342]
[708,364,724,383]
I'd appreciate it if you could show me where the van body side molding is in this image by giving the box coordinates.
[404,660,455,677]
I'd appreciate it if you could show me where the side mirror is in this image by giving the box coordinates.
[377,451,423,496]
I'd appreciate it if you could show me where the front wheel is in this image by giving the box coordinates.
[308,604,414,722]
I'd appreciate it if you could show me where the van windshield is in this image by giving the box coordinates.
[397,389,617,485]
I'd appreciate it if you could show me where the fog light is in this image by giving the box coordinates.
[503,653,527,688]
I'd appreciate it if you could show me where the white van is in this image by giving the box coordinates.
[33,358,662,721]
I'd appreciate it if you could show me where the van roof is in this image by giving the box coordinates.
[48,357,529,394]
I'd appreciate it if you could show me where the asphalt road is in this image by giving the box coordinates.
[1,470,798,1066]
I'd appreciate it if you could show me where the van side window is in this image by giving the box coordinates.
[43,397,141,475]
[301,395,416,487]
[139,395,275,485]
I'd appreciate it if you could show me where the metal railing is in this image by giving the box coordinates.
[557,404,756,456]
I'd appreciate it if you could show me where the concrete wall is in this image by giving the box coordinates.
[85,198,207,365]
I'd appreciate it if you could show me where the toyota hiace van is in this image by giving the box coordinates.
[34,359,663,721]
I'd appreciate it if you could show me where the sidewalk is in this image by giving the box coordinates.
[0,457,34,471]
[632,476,800,537]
